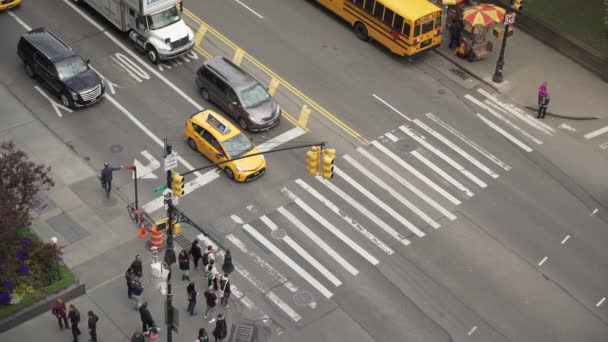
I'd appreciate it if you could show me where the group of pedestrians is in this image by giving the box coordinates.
[51,298,98,342]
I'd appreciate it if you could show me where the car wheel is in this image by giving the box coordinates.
[224,167,235,180]
[238,117,248,130]
[187,138,197,151]
[354,22,369,41]
[147,46,159,65]
[61,94,72,108]
[201,87,210,101]
[24,63,35,78]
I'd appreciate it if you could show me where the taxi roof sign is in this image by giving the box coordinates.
[207,114,231,135]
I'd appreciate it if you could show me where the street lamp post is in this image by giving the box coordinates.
[492,1,515,83]
[50,237,60,281]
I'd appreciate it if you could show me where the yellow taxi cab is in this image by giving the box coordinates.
[0,0,21,11]
[184,109,266,182]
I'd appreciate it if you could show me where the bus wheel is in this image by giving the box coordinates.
[354,22,369,41]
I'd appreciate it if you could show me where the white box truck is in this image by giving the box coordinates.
[75,0,195,64]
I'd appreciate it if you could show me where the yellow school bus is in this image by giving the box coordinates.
[315,0,443,56]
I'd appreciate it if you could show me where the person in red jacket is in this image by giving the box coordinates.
[51,298,69,329]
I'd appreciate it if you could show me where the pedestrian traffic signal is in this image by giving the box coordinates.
[321,148,336,180]
[305,146,321,177]
[512,0,523,10]
[171,171,185,197]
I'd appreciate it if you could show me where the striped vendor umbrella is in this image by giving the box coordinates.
[462,3,506,27]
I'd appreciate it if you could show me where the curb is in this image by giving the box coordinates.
[432,48,503,94]
[522,106,598,120]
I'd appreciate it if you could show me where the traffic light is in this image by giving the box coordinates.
[321,148,336,180]
[512,0,523,11]
[305,146,321,176]
[171,170,185,197]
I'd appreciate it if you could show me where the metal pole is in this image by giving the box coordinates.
[51,237,60,281]
[164,139,175,342]
[492,1,514,83]
[134,167,139,211]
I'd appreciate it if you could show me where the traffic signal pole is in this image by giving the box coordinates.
[163,139,176,342]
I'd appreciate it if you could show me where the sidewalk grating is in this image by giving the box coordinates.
[46,212,89,243]
[234,323,254,342]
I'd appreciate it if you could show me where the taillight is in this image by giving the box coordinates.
[435,28,442,35]
[413,37,419,44]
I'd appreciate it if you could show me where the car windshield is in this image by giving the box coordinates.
[148,6,180,30]
[239,84,270,108]
[56,56,88,81]
[222,133,254,158]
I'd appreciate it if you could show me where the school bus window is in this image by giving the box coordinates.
[402,22,411,37]
[373,2,384,20]
[363,0,374,13]
[353,0,364,7]
[414,24,421,37]
[393,15,404,32]
[383,8,394,26]
[436,16,442,29]
[422,20,434,34]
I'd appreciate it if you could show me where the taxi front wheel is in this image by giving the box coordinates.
[224,167,235,181]
[187,138,197,151]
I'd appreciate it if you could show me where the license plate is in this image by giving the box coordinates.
[420,39,432,48]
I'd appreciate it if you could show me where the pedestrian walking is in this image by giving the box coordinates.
[68,305,81,342]
[100,162,122,199]
[126,266,136,298]
[131,277,144,309]
[131,331,145,342]
[448,19,463,49]
[203,285,218,323]
[205,260,217,287]
[187,281,197,316]
[88,310,99,342]
[139,302,155,333]
[221,249,234,275]
[190,240,202,269]
[220,274,231,308]
[131,255,143,278]
[538,93,550,119]
[197,328,210,342]
[179,249,190,281]
[52,298,70,330]
[212,313,228,342]
[143,327,161,342]
[538,81,548,104]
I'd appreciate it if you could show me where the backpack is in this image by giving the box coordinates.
[202,252,209,266]
[205,265,214,279]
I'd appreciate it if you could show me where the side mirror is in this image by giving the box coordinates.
[216,153,225,159]
[179,1,184,12]
[231,101,239,107]
[86,59,90,64]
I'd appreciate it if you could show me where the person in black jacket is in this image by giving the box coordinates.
[88,310,99,342]
[100,162,122,199]
[68,305,81,342]
[125,266,135,298]
[179,249,190,281]
[190,240,202,269]
[220,274,231,308]
[186,282,197,316]
[139,302,155,333]
[212,313,228,342]
[130,255,143,278]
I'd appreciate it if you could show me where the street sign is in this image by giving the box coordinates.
[505,12,516,25]
[153,184,167,193]
[164,152,178,171]
[171,196,179,205]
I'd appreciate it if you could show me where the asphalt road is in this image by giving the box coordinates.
[2,0,608,341]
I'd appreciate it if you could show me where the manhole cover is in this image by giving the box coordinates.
[234,323,254,342]
[109,144,123,153]
[449,67,471,80]
[438,88,447,95]
[293,290,316,307]
[270,228,287,240]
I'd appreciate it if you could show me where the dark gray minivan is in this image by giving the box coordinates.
[195,57,281,132]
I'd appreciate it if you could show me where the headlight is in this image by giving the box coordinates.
[70,91,79,100]
[235,165,244,172]
[250,116,264,124]
[260,154,265,160]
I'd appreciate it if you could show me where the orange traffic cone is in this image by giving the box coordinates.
[149,226,164,249]
[138,224,148,239]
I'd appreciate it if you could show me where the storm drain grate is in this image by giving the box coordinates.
[174,234,191,250]
[450,67,471,80]
[234,323,254,342]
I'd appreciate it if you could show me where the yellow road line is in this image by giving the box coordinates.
[233,48,244,65]
[298,105,311,128]
[267,77,280,97]
[182,8,367,144]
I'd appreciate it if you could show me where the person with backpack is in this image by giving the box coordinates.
[196,328,210,342]
[139,302,155,333]
[179,249,190,281]
[125,266,136,299]
[187,281,197,316]
[190,240,202,270]
[219,274,231,308]
[204,246,215,266]
[88,310,99,342]
[68,305,81,342]
[203,285,218,324]
[205,260,217,287]
[212,313,228,342]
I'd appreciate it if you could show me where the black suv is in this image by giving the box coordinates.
[196,57,281,132]
[18,28,105,109]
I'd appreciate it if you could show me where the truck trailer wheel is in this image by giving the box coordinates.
[146,46,159,65]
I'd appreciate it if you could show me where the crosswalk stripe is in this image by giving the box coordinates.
[230,286,285,335]
[477,114,533,152]
[385,132,400,142]
[465,94,543,145]
[281,188,380,265]
[484,100,554,137]
[240,223,334,298]
[257,127,307,152]
[315,177,411,246]
[334,166,426,238]
[372,140,461,205]
[425,113,511,171]
[356,148,457,221]
[584,126,608,140]
[260,215,343,286]
[411,150,474,198]
[277,207,359,276]
[477,88,555,135]
[295,179,394,255]
[414,118,499,179]
[267,291,303,322]
[342,156,434,233]
[399,125,488,188]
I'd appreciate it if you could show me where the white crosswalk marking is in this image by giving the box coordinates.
[342,156,433,233]
[281,188,380,265]
[585,126,608,140]
[315,177,411,246]
[295,179,395,255]
[425,113,511,171]
[266,291,302,322]
[399,125,488,188]
[411,150,474,198]
[465,94,543,145]
[239,223,334,299]
[414,118,499,179]
[334,166,425,238]
[259,215,343,286]
[278,207,359,276]
[477,114,533,152]
[356,148,457,221]
[372,140,461,205]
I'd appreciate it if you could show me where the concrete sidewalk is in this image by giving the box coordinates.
[433,23,608,119]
